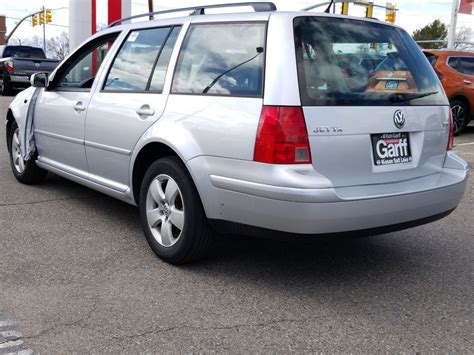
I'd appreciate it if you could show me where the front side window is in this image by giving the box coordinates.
[448,57,463,72]
[294,17,446,106]
[461,57,474,76]
[56,34,117,90]
[172,22,266,97]
[448,57,474,76]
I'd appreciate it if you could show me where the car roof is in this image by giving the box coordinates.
[108,10,403,32]
[423,49,474,57]
[4,45,40,49]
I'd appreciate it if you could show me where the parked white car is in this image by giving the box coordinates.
[6,3,469,264]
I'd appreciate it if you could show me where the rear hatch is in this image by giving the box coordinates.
[293,16,450,187]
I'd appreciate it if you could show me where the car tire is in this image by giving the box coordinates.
[8,121,47,184]
[450,99,469,136]
[139,156,215,264]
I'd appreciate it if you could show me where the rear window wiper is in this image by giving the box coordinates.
[202,47,264,94]
[389,91,438,103]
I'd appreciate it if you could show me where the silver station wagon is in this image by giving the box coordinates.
[6,2,469,264]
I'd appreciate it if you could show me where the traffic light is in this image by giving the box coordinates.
[39,11,44,25]
[366,3,374,18]
[31,14,37,27]
[385,3,396,23]
[385,9,396,23]
[45,8,52,24]
[341,1,349,15]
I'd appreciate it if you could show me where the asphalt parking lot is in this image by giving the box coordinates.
[0,95,473,353]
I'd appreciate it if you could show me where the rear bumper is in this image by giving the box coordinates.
[209,209,456,239]
[9,75,30,83]
[2,74,30,87]
[187,152,469,235]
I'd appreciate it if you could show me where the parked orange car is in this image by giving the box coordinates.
[424,50,474,135]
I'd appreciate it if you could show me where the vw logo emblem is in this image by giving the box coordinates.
[393,110,406,129]
[34,63,40,68]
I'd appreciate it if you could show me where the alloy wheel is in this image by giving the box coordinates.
[451,104,465,134]
[11,128,25,173]
[145,174,185,247]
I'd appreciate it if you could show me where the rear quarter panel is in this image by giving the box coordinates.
[132,94,264,162]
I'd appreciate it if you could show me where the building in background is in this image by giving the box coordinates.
[0,15,6,45]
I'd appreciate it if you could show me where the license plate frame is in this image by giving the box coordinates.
[371,132,413,166]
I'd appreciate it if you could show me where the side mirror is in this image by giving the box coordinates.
[30,72,49,88]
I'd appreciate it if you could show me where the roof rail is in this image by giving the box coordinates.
[108,2,277,27]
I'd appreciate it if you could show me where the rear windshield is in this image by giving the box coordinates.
[294,17,446,106]
[2,46,46,59]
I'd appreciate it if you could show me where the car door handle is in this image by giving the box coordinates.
[73,101,86,112]
[464,80,472,85]
[136,105,155,118]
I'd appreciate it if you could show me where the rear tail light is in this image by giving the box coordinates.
[5,60,14,73]
[254,106,312,164]
[447,110,454,151]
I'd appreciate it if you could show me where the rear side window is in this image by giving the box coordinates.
[294,17,446,106]
[448,57,474,76]
[104,27,171,91]
[172,22,266,97]
[425,53,438,67]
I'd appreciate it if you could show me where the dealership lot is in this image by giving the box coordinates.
[0,95,472,353]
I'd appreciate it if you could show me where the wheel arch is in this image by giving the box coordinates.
[131,141,196,205]
[6,109,15,152]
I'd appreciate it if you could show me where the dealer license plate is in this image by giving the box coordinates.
[371,132,412,166]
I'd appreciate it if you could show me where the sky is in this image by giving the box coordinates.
[0,0,473,43]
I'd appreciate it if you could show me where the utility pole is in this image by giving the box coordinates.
[447,0,459,49]
[42,6,46,53]
[148,0,154,19]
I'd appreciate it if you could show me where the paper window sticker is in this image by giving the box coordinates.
[127,32,140,42]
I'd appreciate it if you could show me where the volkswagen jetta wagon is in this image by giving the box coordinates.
[6,3,469,264]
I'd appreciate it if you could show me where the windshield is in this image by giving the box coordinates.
[294,17,446,106]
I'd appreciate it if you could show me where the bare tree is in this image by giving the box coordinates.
[455,27,474,51]
[6,33,69,59]
[8,37,22,45]
[47,32,69,60]
[22,35,43,48]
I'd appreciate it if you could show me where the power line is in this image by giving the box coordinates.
[6,7,69,12]
[6,16,68,28]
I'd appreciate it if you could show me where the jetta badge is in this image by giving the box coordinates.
[393,110,406,129]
